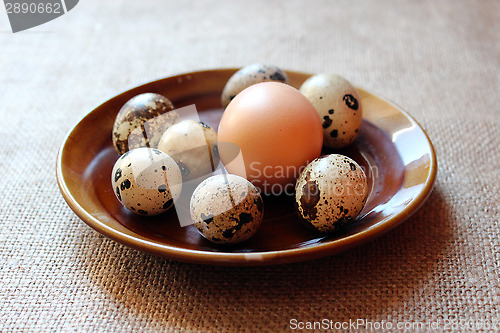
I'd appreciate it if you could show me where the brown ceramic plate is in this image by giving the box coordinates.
[56,69,437,266]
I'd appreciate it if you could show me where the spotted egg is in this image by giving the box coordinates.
[112,93,179,155]
[190,174,264,244]
[111,148,182,216]
[221,64,290,108]
[157,120,219,181]
[295,154,368,233]
[300,74,362,149]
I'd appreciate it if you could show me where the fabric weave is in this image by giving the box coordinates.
[0,0,499,332]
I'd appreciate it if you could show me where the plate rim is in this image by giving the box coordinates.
[56,68,437,266]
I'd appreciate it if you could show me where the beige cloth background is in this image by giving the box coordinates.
[1,0,499,332]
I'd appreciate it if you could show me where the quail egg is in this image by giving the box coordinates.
[112,93,179,155]
[300,74,362,149]
[111,147,182,216]
[295,154,368,233]
[190,174,264,244]
[157,120,219,181]
[221,64,290,108]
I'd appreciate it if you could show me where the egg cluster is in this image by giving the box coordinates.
[110,92,220,215]
[219,64,367,235]
[109,64,369,245]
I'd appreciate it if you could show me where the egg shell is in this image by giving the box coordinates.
[190,174,264,245]
[221,64,290,108]
[112,93,178,155]
[157,120,219,181]
[295,154,368,233]
[111,148,182,216]
[218,82,323,193]
[300,74,362,149]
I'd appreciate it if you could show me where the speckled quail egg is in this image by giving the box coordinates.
[190,174,264,244]
[111,147,182,216]
[300,74,362,149]
[295,154,368,233]
[221,64,290,108]
[157,120,219,181]
[112,93,179,155]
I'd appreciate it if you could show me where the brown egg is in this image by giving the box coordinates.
[112,93,178,155]
[218,82,323,195]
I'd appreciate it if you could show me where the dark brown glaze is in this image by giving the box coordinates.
[84,102,404,252]
[58,69,436,265]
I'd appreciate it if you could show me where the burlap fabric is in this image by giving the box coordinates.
[1,0,499,332]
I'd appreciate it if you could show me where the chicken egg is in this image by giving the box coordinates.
[218,82,323,194]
